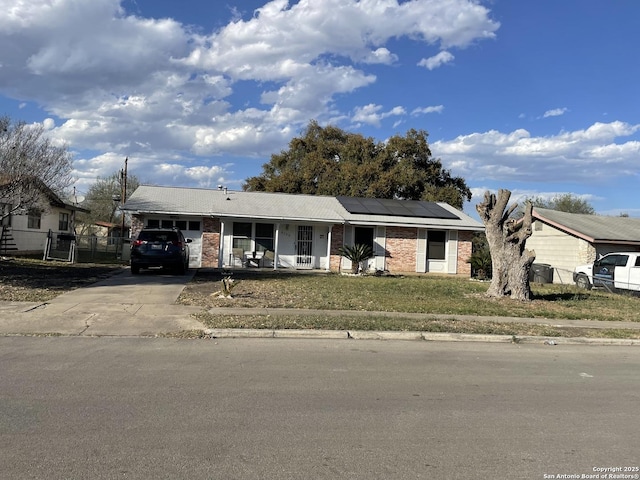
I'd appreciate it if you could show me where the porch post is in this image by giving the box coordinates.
[274,223,280,270]
[326,225,331,271]
[218,220,225,268]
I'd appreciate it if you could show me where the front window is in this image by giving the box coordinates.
[27,209,42,229]
[145,219,200,231]
[255,223,274,252]
[428,231,446,260]
[232,222,252,251]
[59,212,70,231]
[354,226,374,251]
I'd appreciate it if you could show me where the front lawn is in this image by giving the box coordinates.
[0,257,122,302]
[178,270,640,323]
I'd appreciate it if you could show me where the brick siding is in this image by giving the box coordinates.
[201,217,220,268]
[385,226,418,273]
[329,224,344,271]
[457,231,473,277]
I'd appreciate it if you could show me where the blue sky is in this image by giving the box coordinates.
[1,0,639,218]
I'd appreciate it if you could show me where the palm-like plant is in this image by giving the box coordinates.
[338,243,374,274]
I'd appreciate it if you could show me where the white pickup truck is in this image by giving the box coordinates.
[573,252,640,292]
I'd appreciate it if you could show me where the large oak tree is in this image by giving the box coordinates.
[244,121,471,209]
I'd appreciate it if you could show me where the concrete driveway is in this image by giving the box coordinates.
[51,268,197,305]
[0,268,206,336]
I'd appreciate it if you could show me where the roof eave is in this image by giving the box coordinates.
[533,212,596,243]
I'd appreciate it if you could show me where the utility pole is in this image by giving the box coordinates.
[118,157,128,259]
[120,157,128,238]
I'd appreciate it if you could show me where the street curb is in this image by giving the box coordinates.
[203,328,640,346]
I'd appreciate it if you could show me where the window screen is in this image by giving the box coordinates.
[354,227,374,251]
[428,231,446,260]
[233,222,252,251]
[255,223,274,252]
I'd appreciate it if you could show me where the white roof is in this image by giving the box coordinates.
[124,185,484,231]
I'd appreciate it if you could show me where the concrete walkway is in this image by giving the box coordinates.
[0,269,639,345]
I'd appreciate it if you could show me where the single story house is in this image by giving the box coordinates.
[123,185,484,275]
[75,220,129,240]
[1,186,88,256]
[527,207,640,284]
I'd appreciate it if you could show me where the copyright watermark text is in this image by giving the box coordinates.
[543,467,639,479]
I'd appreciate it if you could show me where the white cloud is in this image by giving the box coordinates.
[352,104,406,127]
[363,48,398,65]
[543,107,568,118]
[434,121,640,183]
[411,105,444,115]
[0,0,498,166]
[418,51,454,70]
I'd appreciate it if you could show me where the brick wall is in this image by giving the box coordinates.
[385,226,418,273]
[457,230,473,277]
[329,224,343,271]
[201,217,220,268]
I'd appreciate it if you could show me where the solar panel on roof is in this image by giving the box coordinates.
[336,196,459,219]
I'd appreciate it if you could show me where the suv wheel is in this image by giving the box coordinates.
[131,264,141,275]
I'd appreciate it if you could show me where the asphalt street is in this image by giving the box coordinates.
[1,337,638,479]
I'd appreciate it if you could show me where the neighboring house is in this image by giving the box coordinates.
[0,187,88,256]
[527,207,640,284]
[75,220,129,241]
[123,185,484,276]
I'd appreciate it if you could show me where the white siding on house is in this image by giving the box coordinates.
[342,225,354,272]
[416,229,427,273]
[7,206,74,254]
[313,225,330,270]
[447,230,458,274]
[374,226,386,271]
[527,222,588,284]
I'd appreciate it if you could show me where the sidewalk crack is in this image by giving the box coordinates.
[78,314,96,335]
[24,302,49,312]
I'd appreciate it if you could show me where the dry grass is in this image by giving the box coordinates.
[191,313,640,340]
[2,260,638,338]
[178,269,640,338]
[178,269,640,322]
[0,257,123,302]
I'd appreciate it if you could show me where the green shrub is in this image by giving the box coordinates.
[338,244,373,274]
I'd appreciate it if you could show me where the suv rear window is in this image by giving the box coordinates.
[137,231,179,242]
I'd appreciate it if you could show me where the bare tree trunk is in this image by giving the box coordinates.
[476,189,535,301]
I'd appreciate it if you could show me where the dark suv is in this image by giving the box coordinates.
[130,227,192,275]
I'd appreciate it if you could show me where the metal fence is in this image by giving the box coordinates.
[1,228,129,264]
[74,235,130,263]
[44,231,76,261]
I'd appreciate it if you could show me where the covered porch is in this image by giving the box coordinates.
[219,218,337,271]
